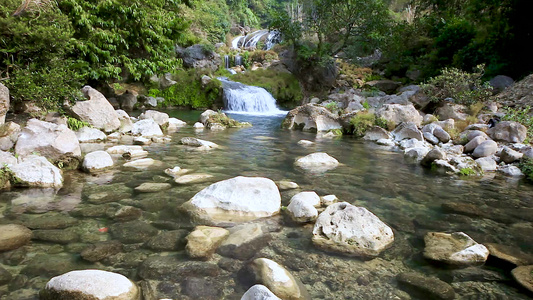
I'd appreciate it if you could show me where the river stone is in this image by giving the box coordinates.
[485,243,533,266]
[397,272,455,300]
[287,198,318,224]
[423,232,489,266]
[312,202,394,257]
[138,256,219,281]
[282,104,342,132]
[134,182,172,193]
[200,109,218,125]
[511,265,533,293]
[123,158,163,170]
[0,224,32,252]
[320,195,338,206]
[376,104,422,127]
[180,137,218,150]
[76,127,107,143]
[294,152,339,173]
[15,118,81,163]
[110,221,158,244]
[472,140,498,158]
[186,226,230,259]
[297,140,314,146]
[144,230,188,251]
[464,136,486,153]
[277,180,299,190]
[500,146,523,163]
[404,147,430,162]
[0,150,17,166]
[193,122,205,129]
[167,118,187,132]
[475,157,497,172]
[82,151,114,173]
[217,223,272,260]
[182,176,281,226]
[0,122,21,151]
[391,122,423,141]
[41,269,139,300]
[116,109,133,133]
[106,145,148,159]
[81,241,123,262]
[71,86,121,132]
[363,126,390,141]
[423,132,439,144]
[241,284,281,300]
[498,165,524,177]
[421,148,446,167]
[164,166,189,178]
[139,110,169,126]
[131,119,163,137]
[0,83,8,124]
[487,121,527,143]
[22,213,78,229]
[174,173,213,185]
[10,155,63,188]
[250,258,309,300]
[0,265,11,285]
[133,137,152,145]
[113,206,143,222]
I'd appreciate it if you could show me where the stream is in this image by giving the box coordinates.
[1,110,533,299]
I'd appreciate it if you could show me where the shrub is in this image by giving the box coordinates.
[208,112,248,128]
[350,111,386,137]
[421,64,493,106]
[67,117,90,131]
[459,167,476,176]
[148,69,220,109]
[324,102,339,113]
[519,158,533,182]
[502,106,533,143]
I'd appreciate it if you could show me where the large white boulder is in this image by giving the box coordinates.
[82,151,114,173]
[287,192,321,223]
[250,258,309,300]
[487,121,527,143]
[181,176,281,226]
[282,104,342,132]
[15,119,81,163]
[167,118,187,132]
[131,119,163,137]
[294,152,339,173]
[139,110,169,127]
[312,202,394,257]
[376,104,423,127]
[423,232,489,266]
[0,122,21,151]
[10,156,63,188]
[115,110,133,133]
[76,127,107,143]
[41,270,140,300]
[71,86,121,132]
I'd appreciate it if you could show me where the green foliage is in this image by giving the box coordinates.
[232,68,303,108]
[207,112,248,127]
[324,102,339,113]
[459,167,476,176]
[349,111,385,137]
[519,158,533,182]
[148,70,220,109]
[362,100,370,109]
[502,106,533,143]
[182,0,231,43]
[67,117,91,131]
[421,65,493,105]
[329,128,343,136]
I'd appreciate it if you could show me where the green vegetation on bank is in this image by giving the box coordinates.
[349,111,388,137]
[231,69,303,108]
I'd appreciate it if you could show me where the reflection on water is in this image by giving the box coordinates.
[1,110,533,299]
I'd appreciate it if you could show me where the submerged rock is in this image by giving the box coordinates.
[180,137,219,150]
[241,285,281,300]
[134,182,172,193]
[123,158,163,170]
[423,232,489,266]
[511,265,533,293]
[0,224,32,252]
[217,223,272,260]
[41,270,140,300]
[250,258,310,300]
[182,176,281,226]
[485,243,533,266]
[186,226,229,259]
[397,272,455,300]
[312,202,394,257]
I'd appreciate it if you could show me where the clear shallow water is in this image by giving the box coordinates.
[1,111,533,299]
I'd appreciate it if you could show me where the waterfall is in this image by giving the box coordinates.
[230,30,282,50]
[224,55,230,69]
[234,55,243,66]
[218,78,286,115]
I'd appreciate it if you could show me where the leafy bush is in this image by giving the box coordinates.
[148,70,220,109]
[519,158,533,182]
[207,112,248,127]
[324,102,339,113]
[231,69,303,108]
[421,64,493,106]
[459,167,476,176]
[350,111,387,137]
[502,106,533,143]
[249,50,279,63]
[67,117,90,131]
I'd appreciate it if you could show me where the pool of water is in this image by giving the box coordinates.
[1,111,532,299]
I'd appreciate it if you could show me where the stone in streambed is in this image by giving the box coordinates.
[70,86,121,132]
[134,182,172,193]
[241,284,281,300]
[472,140,498,158]
[312,202,394,257]
[144,230,188,251]
[294,152,339,173]
[40,269,139,300]
[82,150,114,173]
[286,192,320,223]
[511,265,533,293]
[174,173,213,185]
[276,180,299,190]
[186,226,229,259]
[81,240,123,262]
[10,156,63,188]
[217,223,272,260]
[423,232,489,266]
[123,158,163,170]
[0,224,32,252]
[110,221,158,244]
[397,272,455,300]
[181,176,281,226]
[250,258,310,300]
[485,243,533,266]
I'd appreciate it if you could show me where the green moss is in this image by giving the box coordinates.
[519,158,533,182]
[148,70,221,109]
[67,117,91,131]
[459,167,476,176]
[231,69,303,109]
[207,112,250,128]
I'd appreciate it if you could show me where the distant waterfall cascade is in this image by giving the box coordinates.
[234,55,243,66]
[231,30,281,50]
[218,78,286,115]
[224,55,230,69]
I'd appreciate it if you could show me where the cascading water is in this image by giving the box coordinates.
[218,77,286,115]
[224,55,230,69]
[231,30,281,50]
[234,55,243,66]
